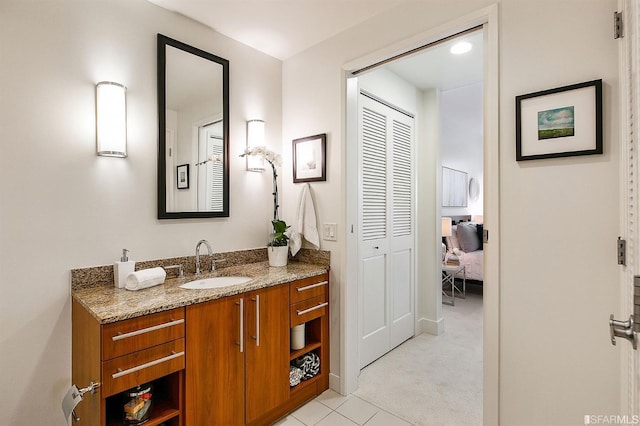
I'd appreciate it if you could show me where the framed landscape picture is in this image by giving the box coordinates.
[516,79,602,161]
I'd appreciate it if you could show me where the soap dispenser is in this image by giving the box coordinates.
[114,248,135,289]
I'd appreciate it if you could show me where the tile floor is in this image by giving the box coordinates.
[274,389,413,426]
[275,291,483,426]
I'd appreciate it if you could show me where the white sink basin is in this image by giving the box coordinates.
[179,276,252,290]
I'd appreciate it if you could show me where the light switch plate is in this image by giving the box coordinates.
[323,223,337,241]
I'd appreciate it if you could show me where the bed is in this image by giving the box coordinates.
[443,216,483,282]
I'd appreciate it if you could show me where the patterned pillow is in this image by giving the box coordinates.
[456,222,481,252]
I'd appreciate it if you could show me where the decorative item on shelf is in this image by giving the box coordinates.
[123,383,152,425]
[240,146,291,267]
[293,352,320,380]
[446,248,462,266]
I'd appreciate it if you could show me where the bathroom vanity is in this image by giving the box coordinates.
[71,252,329,426]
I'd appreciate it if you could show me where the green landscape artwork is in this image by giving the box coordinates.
[538,106,575,140]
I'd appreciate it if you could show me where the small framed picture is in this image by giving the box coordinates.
[293,133,326,183]
[177,164,189,189]
[516,79,602,161]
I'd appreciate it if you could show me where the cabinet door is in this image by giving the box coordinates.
[186,296,244,426]
[244,284,290,424]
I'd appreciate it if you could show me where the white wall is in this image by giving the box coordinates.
[0,1,282,424]
[282,0,620,424]
[441,82,483,216]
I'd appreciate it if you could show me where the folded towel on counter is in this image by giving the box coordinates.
[125,267,166,291]
[290,183,320,256]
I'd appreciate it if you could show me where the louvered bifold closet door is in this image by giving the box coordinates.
[206,138,224,211]
[359,93,415,368]
[389,117,415,349]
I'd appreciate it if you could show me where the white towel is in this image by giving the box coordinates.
[125,267,166,291]
[290,183,320,256]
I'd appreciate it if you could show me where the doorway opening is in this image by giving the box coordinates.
[343,6,499,425]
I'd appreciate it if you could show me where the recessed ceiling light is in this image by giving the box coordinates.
[450,41,472,55]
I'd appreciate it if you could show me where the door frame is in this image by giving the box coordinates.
[342,4,500,425]
[618,0,638,417]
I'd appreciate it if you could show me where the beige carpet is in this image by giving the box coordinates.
[354,293,483,426]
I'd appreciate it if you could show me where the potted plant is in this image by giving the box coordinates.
[240,146,291,266]
[267,219,290,267]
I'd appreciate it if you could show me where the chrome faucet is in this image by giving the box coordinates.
[195,239,213,276]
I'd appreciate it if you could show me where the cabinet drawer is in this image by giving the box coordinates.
[101,338,185,397]
[102,308,185,360]
[289,274,329,304]
[291,295,328,327]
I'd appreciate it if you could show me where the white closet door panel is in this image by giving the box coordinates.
[360,254,390,368]
[362,255,388,337]
[362,106,388,241]
[390,247,414,349]
[392,119,413,238]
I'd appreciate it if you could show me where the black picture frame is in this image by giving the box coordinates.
[516,79,602,161]
[177,164,189,189]
[293,133,326,183]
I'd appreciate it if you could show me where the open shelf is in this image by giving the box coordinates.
[290,341,321,360]
[290,373,321,394]
[105,371,182,426]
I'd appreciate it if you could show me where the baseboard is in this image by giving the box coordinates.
[419,316,444,336]
[329,373,341,393]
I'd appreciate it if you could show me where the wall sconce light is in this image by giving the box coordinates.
[96,81,127,157]
[246,119,265,171]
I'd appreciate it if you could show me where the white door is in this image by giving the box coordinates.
[359,93,415,368]
[618,0,640,416]
[165,128,176,211]
[197,121,224,212]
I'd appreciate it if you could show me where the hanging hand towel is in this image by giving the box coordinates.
[125,267,166,291]
[290,183,320,256]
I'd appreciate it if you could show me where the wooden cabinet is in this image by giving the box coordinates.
[186,284,290,425]
[185,294,244,425]
[72,302,185,426]
[244,285,291,424]
[73,270,329,426]
[288,273,330,398]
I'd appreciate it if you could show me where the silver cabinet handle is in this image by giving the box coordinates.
[296,281,328,292]
[237,299,244,353]
[252,295,260,346]
[112,319,184,341]
[111,351,184,379]
[296,302,329,316]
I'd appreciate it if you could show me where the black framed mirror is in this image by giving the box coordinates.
[157,34,229,219]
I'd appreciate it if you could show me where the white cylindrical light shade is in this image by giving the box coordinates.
[471,215,484,224]
[441,217,452,237]
[96,81,127,157]
[246,119,265,171]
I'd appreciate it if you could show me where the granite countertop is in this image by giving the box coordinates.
[72,260,328,324]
